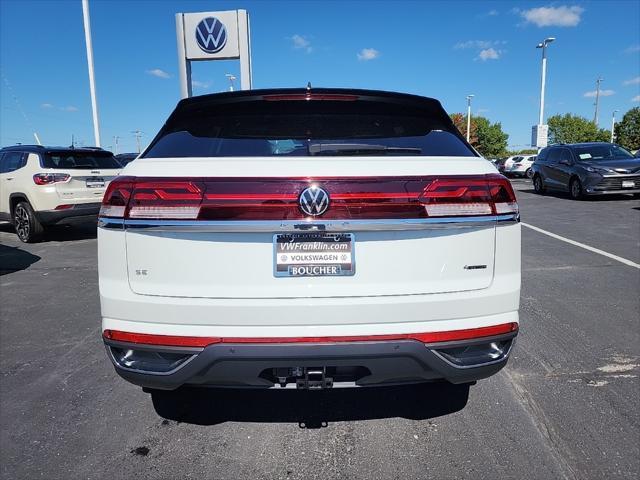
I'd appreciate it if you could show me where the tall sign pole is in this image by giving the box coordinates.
[82,0,101,147]
[176,10,252,99]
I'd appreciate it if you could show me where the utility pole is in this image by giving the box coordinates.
[610,110,619,143]
[465,95,474,142]
[593,77,603,126]
[113,135,120,155]
[131,130,144,154]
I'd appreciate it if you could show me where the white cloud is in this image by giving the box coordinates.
[60,105,78,112]
[521,5,584,27]
[146,68,171,79]
[478,48,501,61]
[583,90,615,98]
[623,77,640,86]
[632,95,640,102]
[455,40,493,49]
[192,80,212,89]
[40,103,54,109]
[488,9,499,16]
[357,48,380,61]
[624,45,640,54]
[290,34,312,53]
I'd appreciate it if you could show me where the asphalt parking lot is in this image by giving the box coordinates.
[1,179,638,480]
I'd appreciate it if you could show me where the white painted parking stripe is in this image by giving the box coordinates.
[521,222,640,269]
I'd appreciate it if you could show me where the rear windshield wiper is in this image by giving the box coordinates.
[308,143,422,156]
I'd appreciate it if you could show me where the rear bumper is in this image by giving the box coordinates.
[37,203,101,225]
[583,187,640,195]
[103,330,517,390]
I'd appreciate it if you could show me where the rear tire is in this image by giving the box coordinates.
[569,178,583,200]
[533,175,546,194]
[13,201,44,243]
[525,168,533,179]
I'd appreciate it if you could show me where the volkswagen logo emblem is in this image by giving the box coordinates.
[195,17,227,54]
[299,186,330,216]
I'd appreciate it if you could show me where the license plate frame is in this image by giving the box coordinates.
[621,180,635,188]
[86,177,105,188]
[273,232,355,277]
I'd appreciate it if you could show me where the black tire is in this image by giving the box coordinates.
[569,177,583,200]
[533,174,546,194]
[525,168,533,179]
[13,201,44,243]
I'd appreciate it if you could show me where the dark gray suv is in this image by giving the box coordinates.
[531,142,640,199]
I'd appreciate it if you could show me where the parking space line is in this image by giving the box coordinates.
[521,222,640,269]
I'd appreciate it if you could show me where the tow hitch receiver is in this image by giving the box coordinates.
[296,367,333,389]
[274,367,334,389]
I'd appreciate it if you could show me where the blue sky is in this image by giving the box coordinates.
[1,0,639,153]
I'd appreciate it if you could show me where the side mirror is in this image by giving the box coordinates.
[559,159,572,166]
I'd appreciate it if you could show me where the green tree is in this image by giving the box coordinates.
[449,114,508,157]
[547,113,610,144]
[450,113,478,146]
[474,116,509,158]
[614,107,640,151]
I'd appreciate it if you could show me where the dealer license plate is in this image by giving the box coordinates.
[86,177,105,188]
[622,180,635,188]
[274,233,355,277]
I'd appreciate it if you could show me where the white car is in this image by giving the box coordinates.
[0,146,121,242]
[99,88,521,391]
[503,154,537,178]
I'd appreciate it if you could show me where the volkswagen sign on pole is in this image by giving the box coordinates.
[175,10,252,98]
[195,17,227,54]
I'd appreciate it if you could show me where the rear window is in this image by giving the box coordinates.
[42,151,121,169]
[143,96,476,158]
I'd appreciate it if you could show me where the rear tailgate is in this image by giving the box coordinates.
[54,169,121,202]
[122,157,501,299]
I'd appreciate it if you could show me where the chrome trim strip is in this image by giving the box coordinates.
[97,214,519,232]
[97,218,125,229]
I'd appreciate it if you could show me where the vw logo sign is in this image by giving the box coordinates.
[299,186,330,216]
[195,17,227,54]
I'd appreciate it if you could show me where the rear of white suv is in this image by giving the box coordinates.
[99,88,520,390]
[0,146,121,242]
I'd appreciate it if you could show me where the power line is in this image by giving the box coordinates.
[1,72,42,144]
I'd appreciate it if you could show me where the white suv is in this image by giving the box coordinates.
[99,88,520,391]
[0,146,121,242]
[503,154,537,178]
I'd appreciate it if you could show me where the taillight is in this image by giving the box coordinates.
[99,175,518,221]
[100,177,134,218]
[419,174,517,217]
[128,180,204,219]
[100,177,205,219]
[33,173,70,185]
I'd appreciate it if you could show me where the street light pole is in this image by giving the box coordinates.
[466,94,474,142]
[610,109,619,143]
[536,37,555,127]
[225,74,236,92]
[81,0,101,147]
